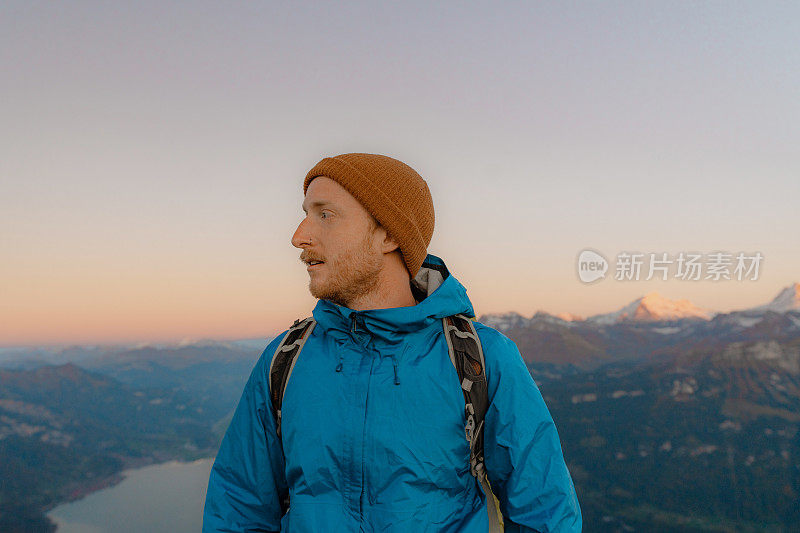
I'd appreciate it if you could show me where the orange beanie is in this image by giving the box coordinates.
[303,153,435,279]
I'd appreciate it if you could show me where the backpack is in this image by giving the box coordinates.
[267,313,504,532]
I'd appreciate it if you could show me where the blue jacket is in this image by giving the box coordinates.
[203,254,581,532]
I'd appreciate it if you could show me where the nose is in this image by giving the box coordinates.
[291,217,312,249]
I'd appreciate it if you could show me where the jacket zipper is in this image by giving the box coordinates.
[350,310,369,523]
[360,352,375,523]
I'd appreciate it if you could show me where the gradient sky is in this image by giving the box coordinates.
[2,1,798,347]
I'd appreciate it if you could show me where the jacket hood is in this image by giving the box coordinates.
[311,253,474,349]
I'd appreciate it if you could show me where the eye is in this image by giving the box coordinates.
[320,211,330,219]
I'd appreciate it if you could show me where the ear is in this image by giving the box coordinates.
[380,229,400,254]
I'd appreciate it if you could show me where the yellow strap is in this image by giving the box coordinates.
[480,474,504,532]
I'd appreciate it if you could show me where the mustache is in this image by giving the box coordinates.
[300,253,325,263]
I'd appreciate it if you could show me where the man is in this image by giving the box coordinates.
[202,153,582,532]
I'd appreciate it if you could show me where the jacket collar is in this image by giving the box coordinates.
[311,253,475,347]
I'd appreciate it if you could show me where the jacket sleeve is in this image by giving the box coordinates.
[480,327,582,533]
[202,336,289,533]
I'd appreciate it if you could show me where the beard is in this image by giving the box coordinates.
[308,229,383,308]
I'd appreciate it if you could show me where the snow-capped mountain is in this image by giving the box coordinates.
[745,282,800,314]
[479,283,800,331]
[479,311,531,330]
[475,283,800,370]
[707,283,800,330]
[480,310,582,331]
[586,292,715,325]
[554,312,584,322]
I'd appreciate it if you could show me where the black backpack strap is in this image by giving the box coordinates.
[267,316,315,516]
[443,314,503,532]
[268,316,316,439]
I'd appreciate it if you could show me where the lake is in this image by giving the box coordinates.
[47,457,215,533]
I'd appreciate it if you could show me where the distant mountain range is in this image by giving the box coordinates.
[0,362,224,532]
[482,282,800,327]
[478,282,800,370]
[0,338,278,532]
[0,337,271,369]
[475,283,800,530]
[2,284,799,531]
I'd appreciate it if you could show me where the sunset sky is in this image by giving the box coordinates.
[2,2,798,347]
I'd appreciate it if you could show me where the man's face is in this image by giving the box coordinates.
[291,176,385,307]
